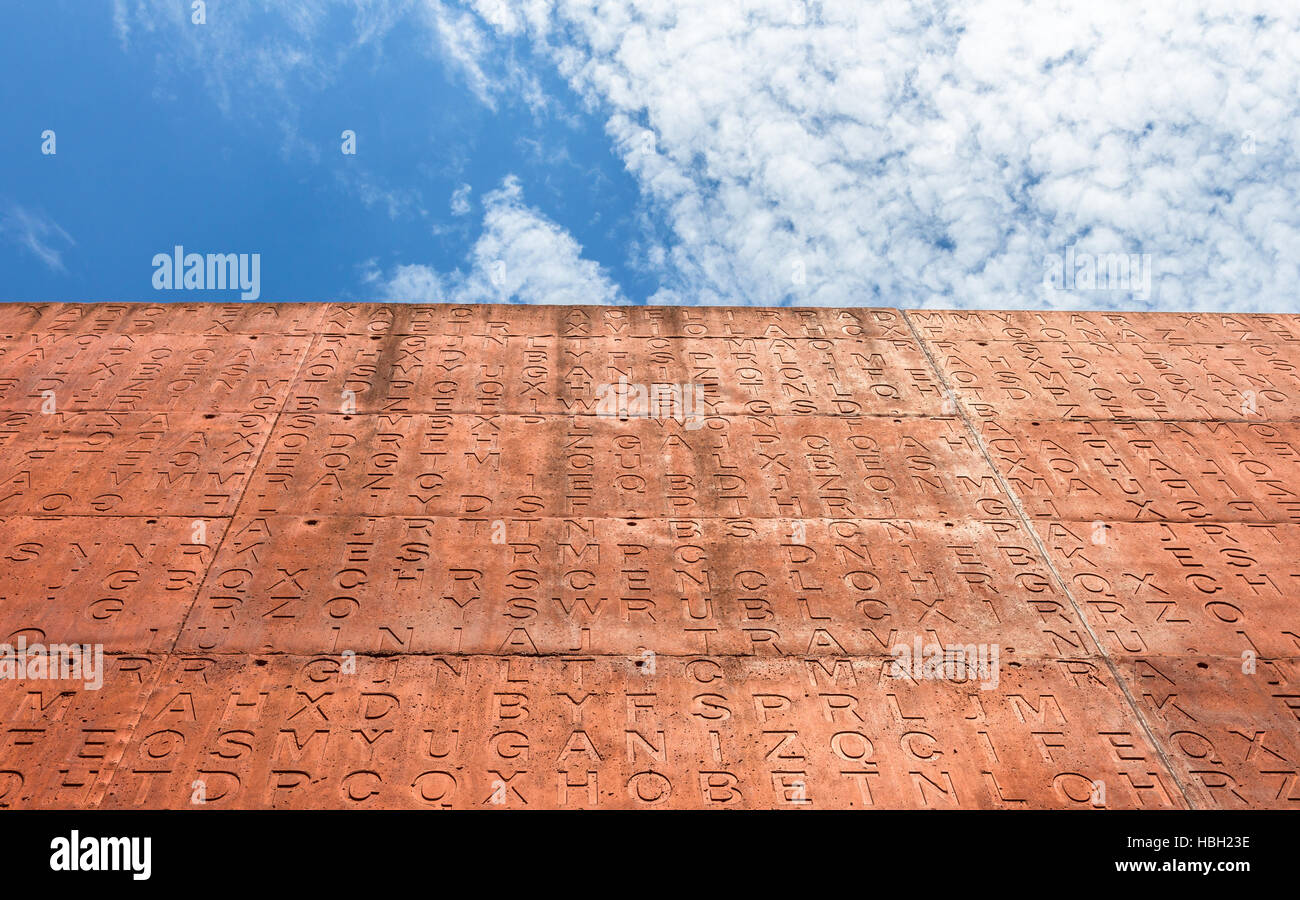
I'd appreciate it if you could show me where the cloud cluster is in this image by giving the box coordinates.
[451,0,1300,311]
[450,183,473,216]
[111,0,1300,311]
[365,176,624,304]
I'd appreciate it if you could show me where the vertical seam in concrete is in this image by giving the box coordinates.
[95,333,313,808]
[901,310,1196,810]
[166,332,315,654]
[88,661,168,809]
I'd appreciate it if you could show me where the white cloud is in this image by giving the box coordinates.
[419,0,555,116]
[112,0,1300,312]
[1,205,75,273]
[368,175,623,304]
[422,0,500,109]
[363,260,448,299]
[453,0,1300,312]
[450,183,473,216]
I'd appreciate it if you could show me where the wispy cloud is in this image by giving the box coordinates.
[420,0,555,117]
[1,205,75,273]
[112,0,413,117]
[114,0,551,123]
[336,169,428,221]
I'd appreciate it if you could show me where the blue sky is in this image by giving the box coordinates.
[2,1,1297,311]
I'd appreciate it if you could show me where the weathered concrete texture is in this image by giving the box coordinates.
[0,333,311,413]
[172,515,1071,657]
[240,414,997,517]
[979,419,1300,523]
[0,303,1296,809]
[0,410,274,515]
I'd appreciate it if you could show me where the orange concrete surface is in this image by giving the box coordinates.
[0,302,1297,809]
